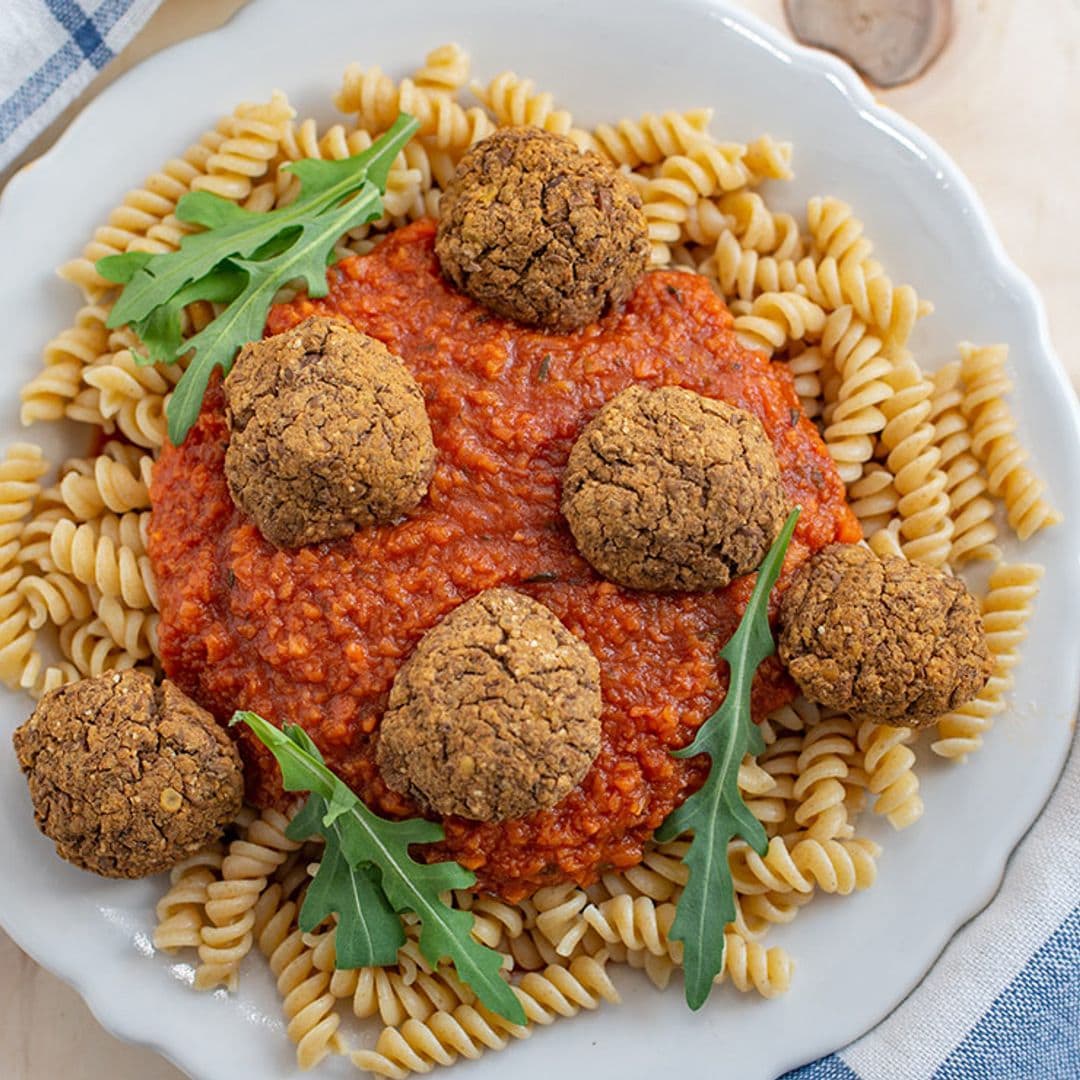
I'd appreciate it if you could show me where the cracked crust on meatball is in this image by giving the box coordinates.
[435,127,650,331]
[376,588,602,822]
[561,385,789,592]
[224,316,435,548]
[778,543,994,727]
[12,671,243,878]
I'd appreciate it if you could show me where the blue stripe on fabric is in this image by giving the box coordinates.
[933,905,1080,1080]
[44,0,113,69]
[92,0,139,37]
[0,40,85,143]
[780,1052,861,1080]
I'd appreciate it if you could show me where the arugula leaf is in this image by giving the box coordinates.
[288,795,404,969]
[656,508,801,1010]
[131,264,247,366]
[97,113,420,444]
[233,712,526,1025]
[97,250,154,284]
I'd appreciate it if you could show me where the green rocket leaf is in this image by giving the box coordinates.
[97,113,419,444]
[656,508,801,1009]
[233,712,526,1025]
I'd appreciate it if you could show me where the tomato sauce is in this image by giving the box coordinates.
[150,220,860,900]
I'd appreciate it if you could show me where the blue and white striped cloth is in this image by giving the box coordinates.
[1,5,1078,1078]
[0,0,163,171]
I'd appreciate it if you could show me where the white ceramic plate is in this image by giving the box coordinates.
[1,2,1078,1078]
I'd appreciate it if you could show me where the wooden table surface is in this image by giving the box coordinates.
[1,1,1077,1077]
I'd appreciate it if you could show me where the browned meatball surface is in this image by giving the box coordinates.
[561,385,789,592]
[12,671,242,878]
[376,588,602,822]
[435,127,649,331]
[224,316,435,548]
[778,543,993,727]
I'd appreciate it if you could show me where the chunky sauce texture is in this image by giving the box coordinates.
[150,220,860,900]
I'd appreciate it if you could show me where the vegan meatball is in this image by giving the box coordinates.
[224,316,435,548]
[561,385,789,592]
[435,127,650,331]
[778,543,993,727]
[376,588,602,822]
[12,671,243,878]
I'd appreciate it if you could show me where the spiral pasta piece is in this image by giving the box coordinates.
[93,591,158,659]
[732,291,826,356]
[806,196,870,264]
[711,231,798,302]
[876,354,954,567]
[399,82,497,152]
[334,953,476,1030]
[16,571,92,630]
[847,462,899,538]
[196,807,301,990]
[720,931,793,998]
[0,445,50,685]
[959,343,1060,540]
[792,714,860,839]
[282,947,345,1068]
[352,957,617,1078]
[857,722,924,829]
[58,617,140,679]
[730,835,880,896]
[21,305,111,424]
[744,134,795,183]
[533,883,591,957]
[589,109,713,169]
[720,192,801,256]
[738,890,815,936]
[815,306,893,483]
[50,518,156,610]
[58,443,152,520]
[335,60,401,132]
[932,563,1042,760]
[409,43,470,94]
[928,360,1000,564]
[641,143,754,263]
[190,92,295,203]
[0,445,48,535]
[153,846,225,953]
[581,894,679,960]
[17,651,79,701]
[81,342,183,422]
[473,71,574,135]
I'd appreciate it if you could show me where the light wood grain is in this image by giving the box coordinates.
[0,1,1076,1077]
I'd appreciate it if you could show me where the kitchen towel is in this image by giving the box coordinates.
[0,0,163,172]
